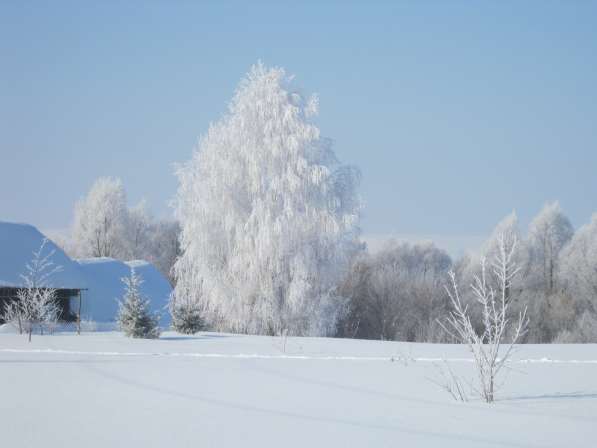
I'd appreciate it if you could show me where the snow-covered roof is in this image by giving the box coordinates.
[0,221,171,325]
[0,221,87,289]
[76,257,172,325]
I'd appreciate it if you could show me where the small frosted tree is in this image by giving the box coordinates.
[439,234,529,403]
[483,212,520,262]
[174,62,360,336]
[169,292,205,335]
[2,300,24,334]
[17,286,61,342]
[1,239,62,342]
[461,211,520,289]
[455,211,522,336]
[117,269,160,339]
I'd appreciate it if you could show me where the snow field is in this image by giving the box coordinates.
[0,332,595,447]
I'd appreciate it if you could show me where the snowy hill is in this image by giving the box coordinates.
[0,332,595,447]
[0,221,87,288]
[77,258,172,325]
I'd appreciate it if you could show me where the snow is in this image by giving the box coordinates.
[0,332,595,447]
[76,257,172,325]
[0,221,87,288]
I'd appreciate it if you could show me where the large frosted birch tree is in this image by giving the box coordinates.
[173,62,361,336]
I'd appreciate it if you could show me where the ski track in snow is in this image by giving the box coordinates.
[1,348,596,364]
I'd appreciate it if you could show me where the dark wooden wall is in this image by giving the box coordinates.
[0,287,79,323]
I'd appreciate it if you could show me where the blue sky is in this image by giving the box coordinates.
[1,1,596,254]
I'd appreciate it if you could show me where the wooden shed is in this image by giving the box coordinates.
[0,221,87,324]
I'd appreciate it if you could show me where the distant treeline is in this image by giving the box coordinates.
[338,203,597,343]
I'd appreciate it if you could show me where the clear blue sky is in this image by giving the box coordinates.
[1,1,596,252]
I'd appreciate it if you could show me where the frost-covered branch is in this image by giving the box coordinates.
[2,239,62,342]
[439,234,528,403]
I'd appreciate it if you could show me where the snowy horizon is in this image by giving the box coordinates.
[38,225,485,258]
[362,233,486,258]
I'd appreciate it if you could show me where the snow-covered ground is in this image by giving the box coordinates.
[0,332,595,447]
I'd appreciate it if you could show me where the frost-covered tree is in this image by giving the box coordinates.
[338,241,452,341]
[68,178,180,283]
[124,199,152,260]
[1,300,24,334]
[1,239,62,342]
[169,292,205,335]
[72,177,128,258]
[174,62,361,336]
[146,220,181,285]
[518,202,574,342]
[483,212,520,263]
[452,208,573,343]
[559,213,597,312]
[461,212,520,284]
[117,269,161,339]
[455,212,521,334]
[440,234,528,403]
[554,311,597,343]
[557,213,597,341]
[525,201,573,294]
[16,285,60,342]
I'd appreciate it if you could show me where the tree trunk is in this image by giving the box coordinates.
[77,291,82,335]
[488,375,494,403]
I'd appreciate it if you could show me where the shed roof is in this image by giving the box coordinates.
[0,221,87,289]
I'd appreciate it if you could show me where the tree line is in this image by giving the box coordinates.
[56,177,181,284]
[339,204,597,343]
[55,62,597,343]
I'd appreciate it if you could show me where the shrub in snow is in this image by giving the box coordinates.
[1,300,24,334]
[79,318,98,333]
[455,212,522,335]
[439,234,529,403]
[117,269,161,339]
[173,61,361,336]
[169,293,205,335]
[1,239,62,342]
